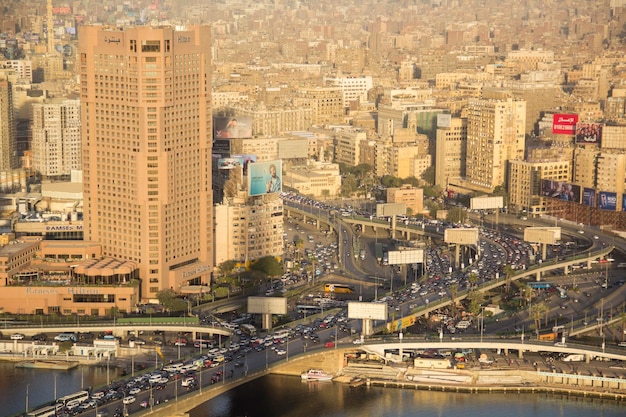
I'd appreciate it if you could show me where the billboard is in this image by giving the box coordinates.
[247,296,287,315]
[217,156,243,170]
[347,302,388,320]
[214,116,253,139]
[444,228,479,245]
[582,188,596,207]
[575,123,602,144]
[623,194,626,212]
[437,113,452,128]
[598,191,617,211]
[387,249,424,265]
[248,160,282,196]
[232,154,257,175]
[470,196,503,210]
[524,227,561,245]
[552,113,578,135]
[541,180,581,203]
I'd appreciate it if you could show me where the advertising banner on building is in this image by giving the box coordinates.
[232,154,257,175]
[575,123,602,144]
[217,156,244,170]
[623,194,626,212]
[582,187,596,207]
[214,116,253,139]
[552,113,578,135]
[541,180,580,203]
[598,191,617,211]
[248,160,282,196]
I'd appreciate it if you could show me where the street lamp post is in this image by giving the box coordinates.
[480,307,485,343]
[25,384,29,415]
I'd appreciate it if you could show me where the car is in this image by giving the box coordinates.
[275,348,287,355]
[554,342,567,347]
[122,396,136,404]
[10,333,25,340]
[352,338,364,345]
[140,401,148,408]
[128,387,141,395]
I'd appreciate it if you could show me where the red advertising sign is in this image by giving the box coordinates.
[52,6,72,15]
[552,113,578,135]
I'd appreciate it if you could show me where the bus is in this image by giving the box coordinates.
[27,405,57,417]
[296,305,323,315]
[527,282,552,289]
[240,324,257,338]
[194,338,214,348]
[324,283,355,294]
[57,390,89,408]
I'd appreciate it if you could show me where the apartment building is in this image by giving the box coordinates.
[0,74,18,172]
[31,99,81,178]
[435,116,467,189]
[508,159,572,214]
[386,185,424,215]
[79,25,213,301]
[465,98,526,192]
[214,195,284,267]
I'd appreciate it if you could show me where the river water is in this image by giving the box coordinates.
[0,362,121,417]
[189,374,626,417]
[4,364,625,417]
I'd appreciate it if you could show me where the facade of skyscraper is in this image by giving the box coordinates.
[31,99,81,178]
[79,25,213,301]
[465,98,526,192]
[0,75,18,173]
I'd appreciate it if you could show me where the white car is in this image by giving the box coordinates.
[275,348,287,355]
[352,338,364,345]
[122,396,136,405]
[10,333,25,340]
[128,387,141,395]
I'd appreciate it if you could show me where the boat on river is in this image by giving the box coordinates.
[301,369,333,381]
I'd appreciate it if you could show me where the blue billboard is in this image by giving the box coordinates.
[582,188,596,207]
[598,191,617,211]
[248,160,282,196]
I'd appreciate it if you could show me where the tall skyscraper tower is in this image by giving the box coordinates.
[79,25,213,300]
[0,75,18,172]
[465,98,526,192]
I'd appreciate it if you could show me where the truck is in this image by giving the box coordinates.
[562,354,585,362]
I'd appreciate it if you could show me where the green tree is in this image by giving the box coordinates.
[503,264,515,293]
[381,175,402,188]
[218,260,237,277]
[250,256,283,278]
[156,289,188,312]
[400,176,420,187]
[420,165,435,185]
[446,207,467,224]
[341,174,357,196]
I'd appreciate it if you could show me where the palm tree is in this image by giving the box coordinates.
[450,284,459,319]
[503,264,515,293]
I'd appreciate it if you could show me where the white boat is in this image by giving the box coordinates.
[301,369,333,381]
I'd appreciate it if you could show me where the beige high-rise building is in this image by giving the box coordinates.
[32,99,81,178]
[508,159,572,215]
[0,74,18,172]
[435,116,467,188]
[79,25,213,301]
[465,98,526,192]
[214,195,284,267]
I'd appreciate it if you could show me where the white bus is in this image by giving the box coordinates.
[27,405,57,417]
[57,390,89,408]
